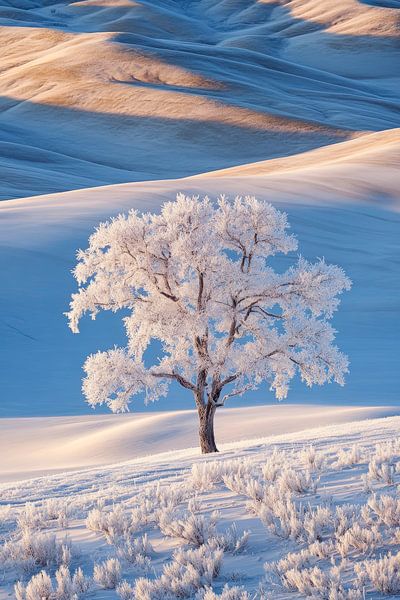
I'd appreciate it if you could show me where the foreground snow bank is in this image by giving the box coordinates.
[1,416,400,599]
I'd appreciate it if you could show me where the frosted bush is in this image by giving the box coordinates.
[278,564,330,595]
[252,486,300,540]
[71,567,91,595]
[147,481,189,509]
[334,505,359,537]
[55,564,74,599]
[93,558,122,589]
[117,580,135,600]
[307,540,335,559]
[18,570,53,600]
[255,484,332,543]
[44,498,69,528]
[257,492,305,540]
[368,493,400,526]
[117,532,153,569]
[333,445,362,469]
[246,484,280,515]
[173,545,223,579]
[86,505,111,531]
[300,445,325,471]
[17,503,46,532]
[274,564,360,599]
[265,544,351,596]
[372,440,400,463]
[137,482,190,525]
[303,506,332,543]
[134,577,178,600]
[210,523,250,554]
[0,504,13,531]
[360,503,374,526]
[15,500,69,534]
[191,461,228,491]
[337,523,381,557]
[14,581,26,600]
[86,503,131,543]
[277,468,318,495]
[1,530,72,572]
[355,551,400,594]
[330,590,363,600]
[55,565,91,598]
[131,499,155,530]
[367,459,395,485]
[266,554,360,599]
[265,549,311,577]
[191,458,254,492]
[159,502,219,547]
[134,577,172,600]
[361,473,372,494]
[261,449,286,482]
[16,565,91,600]
[223,474,264,501]
[133,545,223,599]
[159,508,218,546]
[86,504,129,541]
[197,584,250,599]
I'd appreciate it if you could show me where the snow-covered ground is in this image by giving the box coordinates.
[2,414,400,599]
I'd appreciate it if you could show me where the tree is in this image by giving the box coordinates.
[66,194,351,453]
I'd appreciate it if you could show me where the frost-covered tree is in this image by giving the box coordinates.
[66,194,351,453]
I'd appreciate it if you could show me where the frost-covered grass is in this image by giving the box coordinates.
[2,417,400,599]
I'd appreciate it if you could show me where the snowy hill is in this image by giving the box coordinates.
[1,160,400,416]
[0,0,399,198]
[2,405,399,483]
[2,415,400,599]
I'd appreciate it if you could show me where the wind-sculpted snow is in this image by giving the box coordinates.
[0,0,398,198]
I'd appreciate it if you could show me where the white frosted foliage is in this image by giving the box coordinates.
[67,194,351,413]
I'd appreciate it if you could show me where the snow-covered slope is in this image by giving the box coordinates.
[2,415,400,599]
[0,0,399,198]
[2,404,399,483]
[196,129,400,190]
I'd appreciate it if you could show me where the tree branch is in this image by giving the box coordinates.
[219,383,255,406]
[151,371,195,391]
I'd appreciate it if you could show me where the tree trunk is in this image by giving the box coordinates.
[198,402,218,454]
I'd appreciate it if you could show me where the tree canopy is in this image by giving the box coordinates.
[67,194,351,416]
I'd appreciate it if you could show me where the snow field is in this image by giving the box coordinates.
[2,416,400,599]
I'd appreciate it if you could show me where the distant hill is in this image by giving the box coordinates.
[0,0,399,198]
